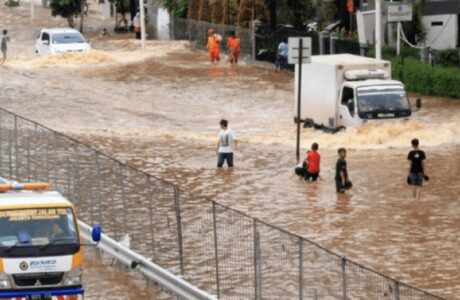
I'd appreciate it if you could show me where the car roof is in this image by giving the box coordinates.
[0,190,73,209]
[41,28,82,34]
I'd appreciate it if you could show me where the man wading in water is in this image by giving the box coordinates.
[1,29,10,65]
[407,138,429,200]
[216,119,237,168]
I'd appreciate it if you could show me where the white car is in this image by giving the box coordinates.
[35,28,91,55]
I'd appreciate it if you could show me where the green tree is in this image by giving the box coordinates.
[161,0,188,17]
[49,0,81,28]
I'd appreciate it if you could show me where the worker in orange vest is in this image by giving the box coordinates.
[226,31,241,64]
[206,28,222,63]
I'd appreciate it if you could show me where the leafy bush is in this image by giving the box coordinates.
[391,57,460,99]
[434,49,460,68]
[367,45,419,60]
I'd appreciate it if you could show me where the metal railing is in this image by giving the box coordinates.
[78,221,216,300]
[0,107,445,300]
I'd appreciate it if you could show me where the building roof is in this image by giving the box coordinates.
[0,190,72,209]
[423,0,460,16]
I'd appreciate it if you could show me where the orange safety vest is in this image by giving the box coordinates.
[207,36,220,50]
[227,37,241,52]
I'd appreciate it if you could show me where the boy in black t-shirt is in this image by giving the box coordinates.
[335,148,352,193]
[407,138,428,200]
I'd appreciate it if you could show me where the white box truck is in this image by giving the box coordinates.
[295,54,417,131]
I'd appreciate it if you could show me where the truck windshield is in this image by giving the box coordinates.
[357,86,410,113]
[0,207,79,257]
[52,33,85,44]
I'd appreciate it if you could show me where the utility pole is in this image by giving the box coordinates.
[140,0,146,50]
[30,0,34,19]
[375,0,382,60]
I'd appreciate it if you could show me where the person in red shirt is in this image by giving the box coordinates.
[305,143,321,181]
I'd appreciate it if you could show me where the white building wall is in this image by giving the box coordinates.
[146,0,171,40]
[423,14,458,49]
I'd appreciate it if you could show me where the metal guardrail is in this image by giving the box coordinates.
[78,221,217,300]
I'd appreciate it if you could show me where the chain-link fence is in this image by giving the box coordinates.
[171,17,253,60]
[0,107,445,299]
[168,17,369,65]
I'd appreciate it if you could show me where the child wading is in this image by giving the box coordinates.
[295,143,321,181]
[407,138,429,200]
[335,148,352,193]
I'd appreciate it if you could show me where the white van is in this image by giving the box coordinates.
[35,28,91,55]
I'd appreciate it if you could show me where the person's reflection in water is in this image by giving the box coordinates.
[306,182,319,201]
[410,202,431,226]
[336,192,353,215]
[208,64,224,76]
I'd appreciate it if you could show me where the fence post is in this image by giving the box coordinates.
[14,115,19,180]
[394,281,400,300]
[251,20,258,60]
[44,131,50,182]
[109,175,118,240]
[66,157,71,199]
[253,219,261,300]
[8,130,13,179]
[212,201,221,298]
[33,123,38,181]
[298,238,303,300]
[95,152,103,225]
[313,288,318,300]
[173,185,184,276]
[73,144,81,207]
[330,32,338,54]
[119,162,128,234]
[26,138,31,182]
[319,31,329,55]
[52,132,58,186]
[146,175,156,260]
[341,257,347,300]
[89,175,94,225]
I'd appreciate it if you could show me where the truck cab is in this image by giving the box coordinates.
[0,179,100,300]
[337,79,412,128]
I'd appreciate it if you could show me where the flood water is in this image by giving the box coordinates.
[1,5,460,299]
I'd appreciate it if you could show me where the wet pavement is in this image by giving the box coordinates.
[1,5,460,299]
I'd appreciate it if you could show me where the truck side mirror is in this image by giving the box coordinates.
[415,98,422,110]
[91,225,102,242]
[347,99,355,116]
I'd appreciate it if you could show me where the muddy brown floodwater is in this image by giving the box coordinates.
[1,5,460,299]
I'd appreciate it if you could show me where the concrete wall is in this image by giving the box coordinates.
[423,14,458,49]
[146,0,171,40]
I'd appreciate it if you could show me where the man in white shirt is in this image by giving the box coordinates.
[216,119,237,168]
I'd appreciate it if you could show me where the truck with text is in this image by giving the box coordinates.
[0,178,100,300]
